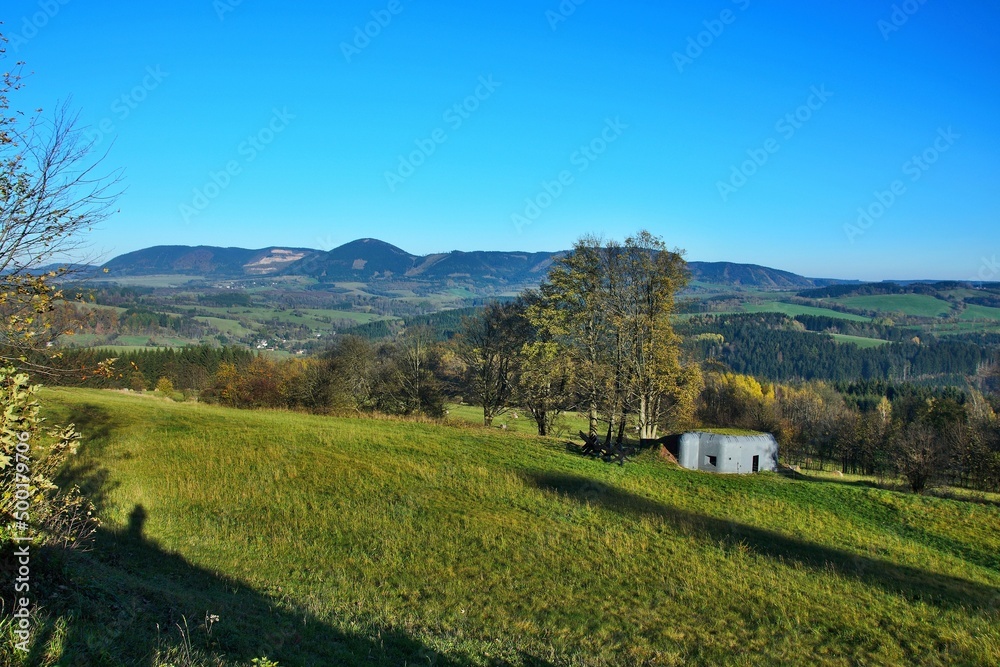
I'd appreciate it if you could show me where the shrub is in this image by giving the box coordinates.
[0,367,99,550]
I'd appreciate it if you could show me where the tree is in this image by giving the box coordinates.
[456,301,528,426]
[611,231,689,441]
[391,326,446,418]
[530,231,690,443]
[1,34,122,369]
[892,421,947,494]
[516,337,576,436]
[531,236,611,438]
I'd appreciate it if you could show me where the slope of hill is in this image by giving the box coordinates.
[407,250,561,283]
[286,237,419,280]
[29,388,1000,666]
[687,261,838,288]
[102,245,318,277]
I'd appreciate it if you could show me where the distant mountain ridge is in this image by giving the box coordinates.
[91,238,850,289]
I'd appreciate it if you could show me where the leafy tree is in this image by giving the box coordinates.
[516,337,575,436]
[610,231,689,441]
[456,301,528,426]
[530,231,690,442]
[531,235,610,438]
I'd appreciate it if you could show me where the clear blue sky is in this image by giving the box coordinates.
[3,0,998,280]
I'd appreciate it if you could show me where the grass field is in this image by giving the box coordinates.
[14,389,1000,666]
[446,403,591,437]
[743,302,871,322]
[831,295,953,318]
[829,333,891,348]
[192,306,390,329]
[959,304,1000,322]
[194,315,256,338]
[92,275,208,288]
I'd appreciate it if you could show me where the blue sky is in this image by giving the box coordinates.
[3,0,998,280]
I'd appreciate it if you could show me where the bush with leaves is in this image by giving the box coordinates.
[0,366,99,551]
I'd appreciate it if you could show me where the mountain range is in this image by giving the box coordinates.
[89,238,847,289]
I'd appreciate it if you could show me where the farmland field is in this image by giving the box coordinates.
[829,333,891,348]
[959,304,1000,322]
[743,301,871,322]
[831,294,953,318]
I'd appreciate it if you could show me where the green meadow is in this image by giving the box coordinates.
[829,333,891,348]
[831,294,953,318]
[743,301,871,322]
[959,304,1000,322]
[12,388,1000,666]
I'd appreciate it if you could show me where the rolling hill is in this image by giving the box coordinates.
[688,261,844,289]
[94,239,854,289]
[101,245,318,277]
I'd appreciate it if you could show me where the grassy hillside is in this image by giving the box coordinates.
[743,301,871,322]
[829,333,891,348]
[832,294,953,318]
[16,389,1000,666]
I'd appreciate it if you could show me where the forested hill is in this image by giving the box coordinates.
[688,262,847,288]
[680,313,996,384]
[91,239,851,289]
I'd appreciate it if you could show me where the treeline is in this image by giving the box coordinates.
[31,346,254,391]
[346,307,482,341]
[797,281,982,299]
[680,314,996,383]
[26,336,1000,494]
[51,304,216,341]
[792,314,915,343]
[202,331,452,416]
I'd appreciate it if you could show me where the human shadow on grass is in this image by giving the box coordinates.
[527,472,1000,614]
[30,504,557,667]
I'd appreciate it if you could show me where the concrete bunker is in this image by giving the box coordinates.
[669,431,778,474]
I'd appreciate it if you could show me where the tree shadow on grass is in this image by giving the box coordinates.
[777,467,885,490]
[53,403,120,515]
[29,504,534,667]
[526,472,1000,614]
[778,469,1000,571]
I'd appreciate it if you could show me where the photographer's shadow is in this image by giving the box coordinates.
[32,503,534,667]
